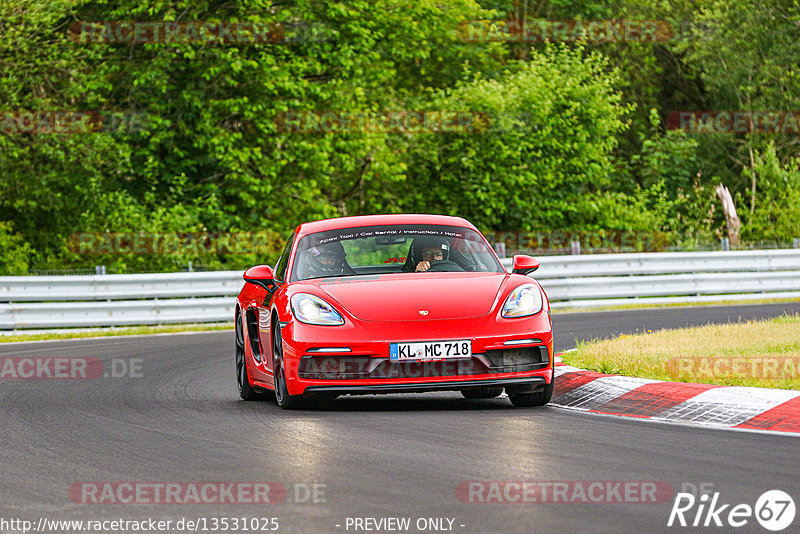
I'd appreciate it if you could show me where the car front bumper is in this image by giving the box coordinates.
[280,311,554,396]
[303,375,547,395]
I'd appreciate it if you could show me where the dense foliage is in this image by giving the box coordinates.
[1,0,798,272]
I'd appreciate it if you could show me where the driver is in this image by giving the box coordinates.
[414,237,450,272]
[305,241,353,278]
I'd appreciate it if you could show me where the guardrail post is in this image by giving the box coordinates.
[570,240,581,255]
[95,265,106,275]
[720,237,730,251]
[794,238,799,249]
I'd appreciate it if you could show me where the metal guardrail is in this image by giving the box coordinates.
[499,249,800,308]
[1,249,798,329]
[0,271,244,302]
[0,298,234,329]
[0,272,244,330]
[509,249,800,278]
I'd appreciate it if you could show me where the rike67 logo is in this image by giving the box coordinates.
[668,488,795,531]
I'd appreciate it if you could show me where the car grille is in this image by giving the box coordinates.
[298,346,549,380]
[485,346,549,369]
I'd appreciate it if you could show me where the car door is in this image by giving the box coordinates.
[257,231,294,379]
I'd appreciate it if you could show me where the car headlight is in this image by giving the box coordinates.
[501,283,543,318]
[291,293,345,325]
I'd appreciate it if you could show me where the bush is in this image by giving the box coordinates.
[741,143,800,243]
[0,222,31,275]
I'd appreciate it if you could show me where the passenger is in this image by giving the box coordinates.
[304,241,354,278]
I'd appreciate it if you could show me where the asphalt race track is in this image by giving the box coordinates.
[1,303,799,534]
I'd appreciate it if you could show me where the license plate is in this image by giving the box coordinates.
[389,340,472,361]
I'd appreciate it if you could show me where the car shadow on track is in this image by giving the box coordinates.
[227,392,553,413]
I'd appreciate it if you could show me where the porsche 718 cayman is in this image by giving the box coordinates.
[235,214,553,409]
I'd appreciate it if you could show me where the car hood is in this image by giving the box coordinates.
[316,273,507,321]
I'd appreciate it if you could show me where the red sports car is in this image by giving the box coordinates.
[235,214,553,409]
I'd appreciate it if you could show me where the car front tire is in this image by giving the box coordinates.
[236,314,269,401]
[272,320,306,410]
[507,372,555,407]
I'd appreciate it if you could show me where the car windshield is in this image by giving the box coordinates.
[291,224,503,281]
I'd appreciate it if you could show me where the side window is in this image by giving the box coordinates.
[274,232,295,282]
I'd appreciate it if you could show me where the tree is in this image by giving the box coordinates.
[402,45,631,231]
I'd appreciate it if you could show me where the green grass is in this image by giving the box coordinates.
[0,323,233,343]
[563,314,800,390]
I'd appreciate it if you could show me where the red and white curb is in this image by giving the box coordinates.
[551,357,800,435]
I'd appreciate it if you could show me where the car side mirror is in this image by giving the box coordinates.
[511,255,540,275]
[243,265,277,291]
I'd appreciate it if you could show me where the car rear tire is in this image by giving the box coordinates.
[273,320,306,410]
[507,373,554,407]
[236,314,269,401]
[461,386,504,399]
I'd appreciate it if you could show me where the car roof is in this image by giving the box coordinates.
[294,214,476,238]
